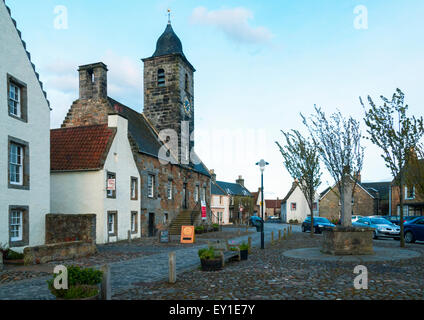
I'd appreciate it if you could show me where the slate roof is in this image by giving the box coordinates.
[108,98,210,178]
[216,181,252,197]
[2,0,50,108]
[51,124,116,172]
[211,181,227,196]
[360,182,391,200]
[153,23,185,58]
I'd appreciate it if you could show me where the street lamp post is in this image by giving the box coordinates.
[256,159,269,250]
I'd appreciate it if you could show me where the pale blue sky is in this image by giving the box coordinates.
[6,0,424,198]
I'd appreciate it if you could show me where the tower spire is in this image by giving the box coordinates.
[168,9,171,25]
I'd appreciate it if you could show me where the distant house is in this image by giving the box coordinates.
[210,172,253,224]
[281,181,319,223]
[265,199,282,218]
[210,171,231,225]
[50,114,141,244]
[390,158,424,217]
[319,176,391,221]
[1,1,51,251]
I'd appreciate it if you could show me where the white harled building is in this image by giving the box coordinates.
[0,0,51,251]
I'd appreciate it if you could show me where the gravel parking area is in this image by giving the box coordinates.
[114,233,424,300]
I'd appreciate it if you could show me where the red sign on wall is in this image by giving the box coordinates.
[201,201,207,220]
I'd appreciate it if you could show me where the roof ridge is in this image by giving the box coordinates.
[3,0,50,109]
[51,123,109,131]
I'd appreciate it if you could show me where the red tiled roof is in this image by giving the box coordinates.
[51,124,116,171]
[265,199,282,208]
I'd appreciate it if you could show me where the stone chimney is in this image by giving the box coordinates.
[236,175,244,187]
[210,169,216,183]
[78,62,108,100]
[354,171,362,183]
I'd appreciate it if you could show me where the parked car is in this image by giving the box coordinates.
[404,217,424,243]
[385,216,420,226]
[301,217,336,234]
[353,217,400,240]
[351,215,363,223]
[266,217,282,224]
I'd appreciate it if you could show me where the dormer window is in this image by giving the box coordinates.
[158,69,165,87]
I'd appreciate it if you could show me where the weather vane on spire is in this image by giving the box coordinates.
[168,9,171,24]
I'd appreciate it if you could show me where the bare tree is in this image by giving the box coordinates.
[302,105,364,227]
[361,88,424,247]
[276,130,322,236]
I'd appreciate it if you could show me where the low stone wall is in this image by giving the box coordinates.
[46,214,96,244]
[23,241,97,265]
[322,227,374,256]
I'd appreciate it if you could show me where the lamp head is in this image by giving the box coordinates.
[256,159,269,172]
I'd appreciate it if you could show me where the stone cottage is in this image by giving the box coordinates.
[59,20,211,237]
[0,0,50,251]
[319,176,391,221]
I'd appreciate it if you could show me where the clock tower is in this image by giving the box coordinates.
[142,18,196,165]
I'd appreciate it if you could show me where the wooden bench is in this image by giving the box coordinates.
[210,240,241,267]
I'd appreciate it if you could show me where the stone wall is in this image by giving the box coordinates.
[320,185,376,221]
[45,214,96,244]
[23,241,97,265]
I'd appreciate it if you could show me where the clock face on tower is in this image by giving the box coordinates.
[183,97,191,116]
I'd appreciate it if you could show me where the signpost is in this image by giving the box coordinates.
[160,230,169,243]
[180,226,195,244]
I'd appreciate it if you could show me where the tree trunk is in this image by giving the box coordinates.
[310,203,314,237]
[399,176,405,248]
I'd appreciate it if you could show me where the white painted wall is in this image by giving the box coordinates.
[211,194,230,225]
[282,185,319,223]
[0,2,50,251]
[51,115,141,244]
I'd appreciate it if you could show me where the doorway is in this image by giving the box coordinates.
[148,212,155,237]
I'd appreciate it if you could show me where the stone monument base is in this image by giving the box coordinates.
[322,227,374,256]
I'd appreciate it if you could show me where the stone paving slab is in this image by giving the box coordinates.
[283,247,422,263]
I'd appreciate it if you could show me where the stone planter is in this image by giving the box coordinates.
[4,259,24,266]
[321,227,375,256]
[240,250,248,261]
[52,285,100,300]
[200,258,222,271]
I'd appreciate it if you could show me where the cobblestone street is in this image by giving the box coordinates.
[1,225,423,300]
[114,232,424,300]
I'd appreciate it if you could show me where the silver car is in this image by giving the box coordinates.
[353,217,400,240]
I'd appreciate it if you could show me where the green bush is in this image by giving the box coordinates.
[47,265,103,300]
[289,219,294,224]
[5,250,24,260]
[198,247,219,260]
[239,242,249,251]
[212,224,219,230]
[195,226,204,232]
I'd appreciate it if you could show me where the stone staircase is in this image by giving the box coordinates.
[169,210,196,235]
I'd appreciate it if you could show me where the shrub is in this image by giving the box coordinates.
[5,250,24,260]
[198,247,219,260]
[239,242,249,251]
[47,265,103,300]
[294,219,299,224]
[212,224,219,231]
[195,226,205,233]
